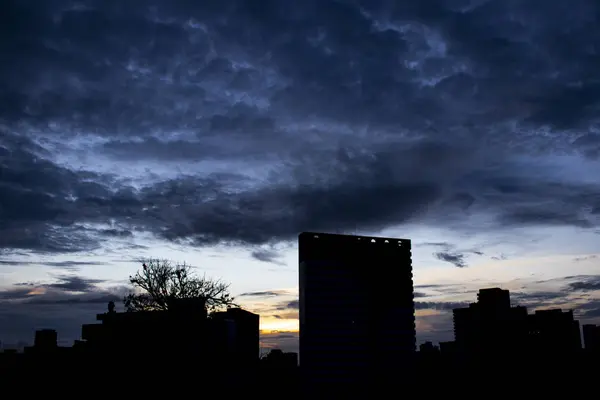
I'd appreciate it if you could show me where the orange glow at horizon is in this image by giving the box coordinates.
[416,309,444,317]
[260,317,299,333]
[258,309,443,334]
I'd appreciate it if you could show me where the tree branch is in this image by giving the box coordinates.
[123,258,237,312]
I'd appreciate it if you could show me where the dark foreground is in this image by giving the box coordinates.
[1,351,596,397]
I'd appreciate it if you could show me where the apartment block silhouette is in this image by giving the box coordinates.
[299,232,415,391]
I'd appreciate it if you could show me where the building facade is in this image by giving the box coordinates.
[299,232,415,390]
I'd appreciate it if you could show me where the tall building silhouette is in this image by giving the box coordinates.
[298,232,415,390]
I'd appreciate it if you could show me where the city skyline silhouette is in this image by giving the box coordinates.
[2,232,599,392]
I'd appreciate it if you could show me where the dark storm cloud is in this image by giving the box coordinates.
[0,275,125,303]
[434,251,467,268]
[578,301,600,319]
[0,273,128,344]
[49,260,105,268]
[429,241,483,267]
[273,312,299,320]
[277,300,299,311]
[1,0,600,253]
[46,275,104,292]
[573,133,600,160]
[145,145,444,245]
[528,274,600,299]
[3,0,599,132]
[415,301,469,311]
[250,249,283,264]
[0,130,141,252]
[419,242,451,248]
[567,276,600,292]
[98,229,133,238]
[0,260,105,269]
[415,283,460,289]
[509,291,571,310]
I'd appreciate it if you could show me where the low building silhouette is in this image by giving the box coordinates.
[419,341,440,354]
[211,307,260,366]
[23,329,74,356]
[81,298,208,355]
[33,329,57,350]
[528,309,581,353]
[262,349,299,367]
[79,299,259,368]
[2,299,262,386]
[447,288,585,364]
[453,288,529,357]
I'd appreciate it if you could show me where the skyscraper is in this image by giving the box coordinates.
[298,232,415,390]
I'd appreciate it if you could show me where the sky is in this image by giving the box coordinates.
[1,0,600,353]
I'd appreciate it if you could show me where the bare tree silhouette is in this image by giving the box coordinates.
[123,259,237,312]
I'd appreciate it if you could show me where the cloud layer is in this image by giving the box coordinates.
[1,0,600,254]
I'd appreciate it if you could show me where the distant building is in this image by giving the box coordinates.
[299,232,415,390]
[419,341,440,353]
[262,349,298,367]
[22,329,76,359]
[453,288,529,356]
[212,307,260,366]
[451,289,583,358]
[582,324,600,351]
[528,309,581,352]
[34,329,58,350]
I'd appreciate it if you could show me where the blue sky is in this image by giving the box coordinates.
[1,0,600,352]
